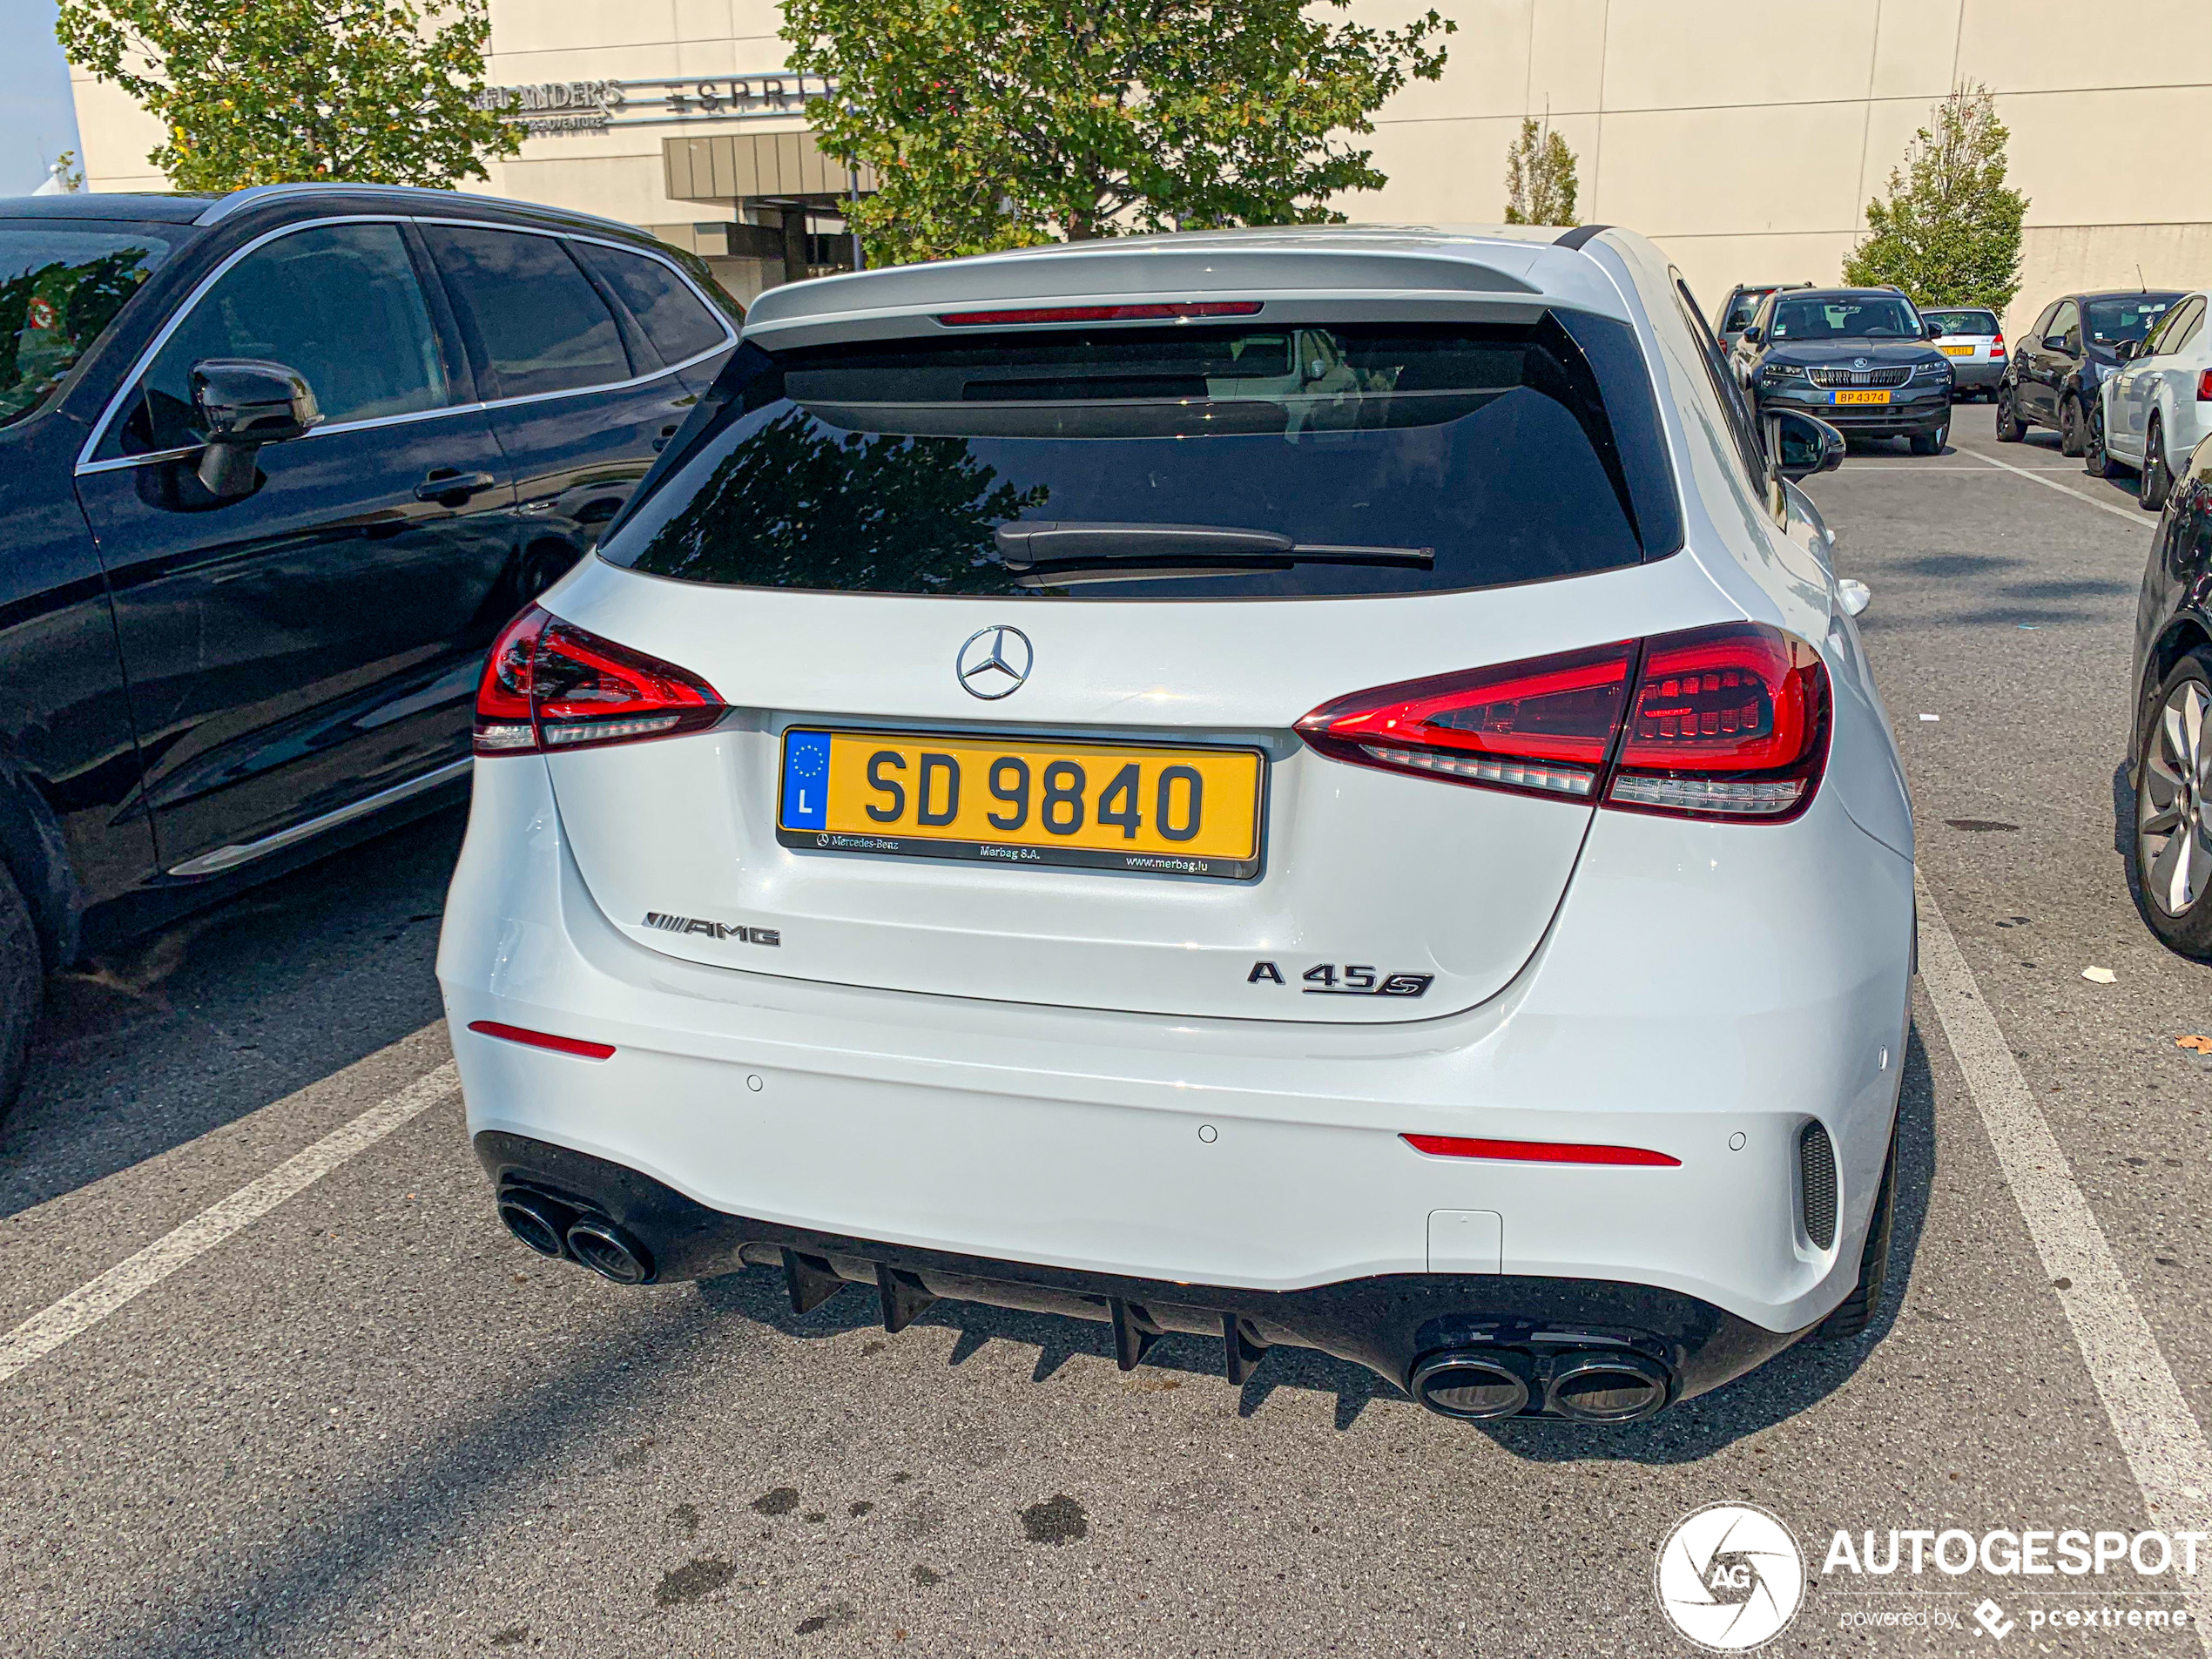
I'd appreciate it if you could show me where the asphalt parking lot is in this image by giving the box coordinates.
[3,414,2210,1658]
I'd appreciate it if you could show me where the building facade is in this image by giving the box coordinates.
[66,0,2212,332]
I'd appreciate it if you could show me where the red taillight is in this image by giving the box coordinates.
[1297,623,1829,822]
[1293,640,1636,802]
[1401,1133,1680,1168]
[467,1020,615,1061]
[474,604,724,757]
[936,301,1263,327]
[2196,369,2212,401]
[1991,334,2006,357]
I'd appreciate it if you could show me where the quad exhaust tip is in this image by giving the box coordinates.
[1410,1346,1671,1423]
[565,1217,654,1285]
[496,1190,570,1258]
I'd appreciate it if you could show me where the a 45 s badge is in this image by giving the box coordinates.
[1247,961,1434,997]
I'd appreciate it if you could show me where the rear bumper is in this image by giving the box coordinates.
[479,1128,1805,1415]
[439,752,1913,1412]
[1951,361,2003,390]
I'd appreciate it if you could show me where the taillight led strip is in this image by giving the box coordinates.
[1296,622,1831,824]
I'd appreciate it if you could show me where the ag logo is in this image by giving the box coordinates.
[1655,1503,1804,1651]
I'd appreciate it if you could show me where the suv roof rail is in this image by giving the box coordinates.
[1553,223,1611,251]
[193,180,644,239]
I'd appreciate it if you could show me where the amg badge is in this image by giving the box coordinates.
[644,912,780,947]
[1247,961,1433,997]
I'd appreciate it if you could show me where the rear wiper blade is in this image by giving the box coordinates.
[993,521,1433,570]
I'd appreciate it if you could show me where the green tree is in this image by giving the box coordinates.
[55,0,518,192]
[1842,83,2027,309]
[1501,115,1577,227]
[780,0,1453,266]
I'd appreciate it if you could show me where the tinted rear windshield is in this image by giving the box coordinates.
[1923,308,1998,336]
[603,313,1680,600]
[0,222,174,428]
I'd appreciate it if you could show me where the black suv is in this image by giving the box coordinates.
[0,184,741,1112]
[1997,288,2182,455]
[1734,287,1953,453]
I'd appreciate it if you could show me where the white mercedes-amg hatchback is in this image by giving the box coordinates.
[439,224,1914,1425]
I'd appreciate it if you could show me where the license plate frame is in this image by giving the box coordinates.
[776,727,1270,880]
[1831,388,1892,405]
[1939,344,1975,356]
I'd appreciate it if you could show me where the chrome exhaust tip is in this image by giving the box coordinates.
[1409,1349,1532,1420]
[1544,1352,1670,1423]
[564,1216,654,1285]
[496,1190,570,1258]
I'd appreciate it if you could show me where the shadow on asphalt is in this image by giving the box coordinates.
[0,805,464,1221]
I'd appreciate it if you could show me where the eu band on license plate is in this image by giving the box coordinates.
[778,729,1266,880]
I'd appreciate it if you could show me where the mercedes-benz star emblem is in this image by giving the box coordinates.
[956,625,1034,699]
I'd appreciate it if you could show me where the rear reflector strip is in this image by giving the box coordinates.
[1401,1133,1681,1168]
[467,1020,616,1061]
[936,301,1264,327]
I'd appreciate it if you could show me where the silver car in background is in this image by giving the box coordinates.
[1921,306,2005,400]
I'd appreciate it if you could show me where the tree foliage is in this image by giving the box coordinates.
[1842,84,2027,310]
[55,0,518,192]
[1501,116,1576,227]
[780,0,1453,266]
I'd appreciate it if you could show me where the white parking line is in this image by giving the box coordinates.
[0,1062,459,1387]
[1959,448,2153,529]
[1915,873,2212,1649]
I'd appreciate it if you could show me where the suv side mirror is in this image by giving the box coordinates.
[191,357,321,497]
[1924,319,1945,339]
[2116,338,2141,362]
[1767,409,1844,482]
[1741,325,1764,346]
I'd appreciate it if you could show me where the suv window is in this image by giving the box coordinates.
[571,242,728,366]
[120,220,448,455]
[423,225,631,399]
[1770,293,1920,341]
[604,313,1682,600]
[0,222,174,428]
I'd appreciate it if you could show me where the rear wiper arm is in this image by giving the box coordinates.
[993,521,1433,570]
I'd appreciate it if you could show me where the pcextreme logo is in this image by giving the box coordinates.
[1656,1503,1807,1651]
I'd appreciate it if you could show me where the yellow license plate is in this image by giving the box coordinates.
[1939,344,1975,356]
[1831,388,1892,405]
[777,729,1266,879]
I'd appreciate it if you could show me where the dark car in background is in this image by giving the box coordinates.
[1920,306,2005,400]
[1714,280,1809,362]
[1736,287,1953,453]
[0,183,741,1115]
[1998,288,2181,454]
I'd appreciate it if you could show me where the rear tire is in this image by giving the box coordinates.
[2128,647,2212,958]
[0,860,39,1124]
[2059,394,2087,456]
[2141,419,2173,512]
[1995,383,2027,442]
[1814,1125,1897,1342]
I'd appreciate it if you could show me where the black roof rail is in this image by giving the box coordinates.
[1554,223,1611,251]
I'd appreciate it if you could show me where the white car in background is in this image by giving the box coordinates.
[439,225,1915,1426]
[2092,289,2210,509]
[1920,305,2006,400]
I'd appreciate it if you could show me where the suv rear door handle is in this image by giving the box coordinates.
[415,469,496,504]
